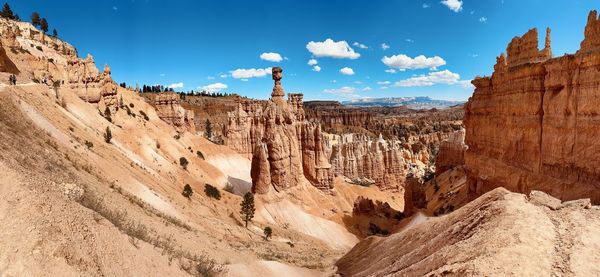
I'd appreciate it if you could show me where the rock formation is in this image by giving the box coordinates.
[154,92,196,132]
[435,129,467,174]
[465,11,600,204]
[249,67,308,193]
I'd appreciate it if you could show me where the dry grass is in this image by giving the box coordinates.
[77,187,225,276]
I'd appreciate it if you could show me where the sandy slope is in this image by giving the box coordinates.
[336,187,600,276]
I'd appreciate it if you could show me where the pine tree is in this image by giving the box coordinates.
[31,12,41,26]
[40,18,48,33]
[104,126,112,143]
[52,28,58,37]
[240,192,255,228]
[1,3,14,19]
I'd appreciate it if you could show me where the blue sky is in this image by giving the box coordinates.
[11,0,600,101]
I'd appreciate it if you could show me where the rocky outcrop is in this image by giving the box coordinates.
[249,67,310,193]
[465,11,600,204]
[154,92,195,132]
[305,105,372,129]
[300,123,333,191]
[435,129,467,174]
[327,133,429,191]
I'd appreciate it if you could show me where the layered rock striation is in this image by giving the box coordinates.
[465,11,600,204]
[153,93,196,132]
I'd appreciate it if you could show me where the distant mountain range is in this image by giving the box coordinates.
[342,96,464,109]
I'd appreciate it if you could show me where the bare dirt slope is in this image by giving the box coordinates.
[336,187,600,276]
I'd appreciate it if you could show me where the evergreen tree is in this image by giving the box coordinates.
[1,3,14,19]
[40,18,48,33]
[240,192,255,228]
[104,126,112,143]
[52,28,58,37]
[263,227,272,241]
[182,184,193,198]
[31,12,41,26]
[204,119,212,139]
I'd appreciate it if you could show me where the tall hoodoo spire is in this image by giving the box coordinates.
[271,67,285,105]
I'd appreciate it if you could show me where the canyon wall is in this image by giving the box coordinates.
[153,93,196,133]
[465,11,600,203]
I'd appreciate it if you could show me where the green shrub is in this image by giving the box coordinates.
[182,184,193,198]
[196,150,205,160]
[84,140,93,149]
[179,157,189,170]
[204,184,221,200]
[263,226,272,241]
[139,110,149,121]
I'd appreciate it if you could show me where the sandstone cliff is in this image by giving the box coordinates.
[465,11,600,204]
[151,92,196,133]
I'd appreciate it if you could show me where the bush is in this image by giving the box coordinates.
[104,126,112,143]
[182,184,193,198]
[156,141,161,149]
[196,150,204,160]
[139,110,149,121]
[36,45,42,51]
[263,226,272,241]
[240,192,255,228]
[204,184,221,200]
[129,103,134,108]
[179,157,189,170]
[103,107,112,122]
[84,140,93,149]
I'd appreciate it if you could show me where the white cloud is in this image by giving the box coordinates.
[331,80,337,83]
[230,67,272,79]
[471,54,479,58]
[167,82,184,89]
[362,86,372,91]
[312,65,321,72]
[479,17,487,23]
[423,3,431,8]
[260,52,283,62]
[377,81,391,85]
[306,39,361,59]
[200,82,228,92]
[385,69,397,74]
[353,42,369,49]
[441,0,463,12]
[307,59,318,65]
[381,43,390,50]
[382,54,446,71]
[219,74,228,78]
[394,69,468,87]
[339,67,355,75]
[405,38,414,43]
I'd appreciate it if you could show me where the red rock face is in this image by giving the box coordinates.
[154,93,195,133]
[435,129,467,174]
[465,11,600,204]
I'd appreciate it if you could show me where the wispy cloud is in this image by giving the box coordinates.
[339,67,355,75]
[352,42,369,49]
[230,67,272,79]
[200,82,228,92]
[168,82,184,89]
[394,69,470,87]
[381,43,390,50]
[260,52,283,62]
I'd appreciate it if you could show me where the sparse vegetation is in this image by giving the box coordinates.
[156,140,161,149]
[84,140,93,149]
[351,178,373,187]
[179,157,189,170]
[104,107,112,122]
[30,12,41,26]
[263,226,273,241]
[182,184,193,198]
[139,110,149,121]
[1,3,17,20]
[40,18,48,33]
[76,188,223,276]
[36,45,43,51]
[240,192,255,228]
[204,184,221,200]
[196,150,204,160]
[368,223,390,236]
[104,126,112,143]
